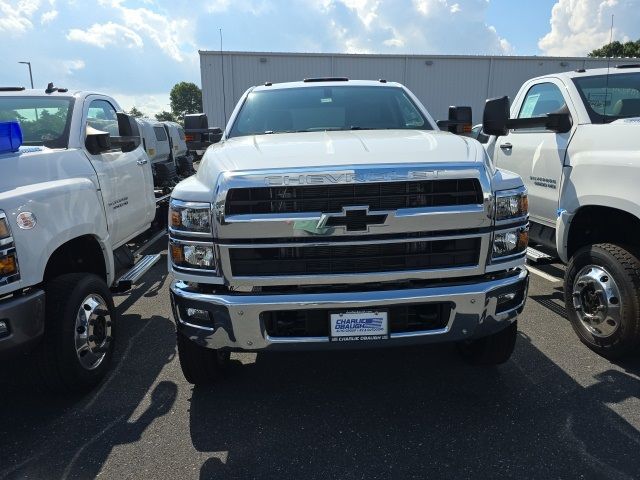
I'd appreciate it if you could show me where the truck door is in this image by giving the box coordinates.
[83,97,155,247]
[493,81,575,227]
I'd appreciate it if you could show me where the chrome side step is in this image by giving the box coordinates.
[114,253,161,292]
[526,247,555,263]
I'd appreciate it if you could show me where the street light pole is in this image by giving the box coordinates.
[18,61,34,88]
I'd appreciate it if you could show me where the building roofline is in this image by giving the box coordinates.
[198,50,640,62]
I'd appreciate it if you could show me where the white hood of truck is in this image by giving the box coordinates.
[206,129,478,172]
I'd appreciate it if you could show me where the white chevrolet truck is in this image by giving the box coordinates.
[0,85,163,391]
[482,64,640,358]
[168,78,530,384]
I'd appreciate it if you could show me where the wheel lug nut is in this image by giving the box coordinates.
[76,326,86,334]
[88,335,96,342]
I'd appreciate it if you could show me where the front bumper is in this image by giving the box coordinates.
[0,289,45,357]
[171,268,529,351]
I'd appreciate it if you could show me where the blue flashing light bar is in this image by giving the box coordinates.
[0,121,23,154]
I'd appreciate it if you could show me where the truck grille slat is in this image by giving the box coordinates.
[229,238,481,276]
[225,179,483,215]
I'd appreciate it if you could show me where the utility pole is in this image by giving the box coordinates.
[18,61,34,88]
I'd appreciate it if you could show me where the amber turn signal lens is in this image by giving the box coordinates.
[0,254,17,276]
[170,244,184,264]
[517,229,529,250]
[0,218,9,239]
[170,210,182,228]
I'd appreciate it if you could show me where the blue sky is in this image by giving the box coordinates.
[2,0,639,115]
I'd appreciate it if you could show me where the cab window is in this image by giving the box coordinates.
[87,99,119,136]
[518,83,566,119]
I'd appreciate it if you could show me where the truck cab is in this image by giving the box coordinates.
[484,65,640,358]
[0,86,160,391]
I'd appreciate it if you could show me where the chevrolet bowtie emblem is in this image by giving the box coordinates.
[317,207,388,232]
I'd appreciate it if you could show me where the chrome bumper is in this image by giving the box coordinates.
[171,268,528,351]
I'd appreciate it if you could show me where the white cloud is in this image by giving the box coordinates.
[206,0,272,15]
[0,0,42,34]
[539,0,640,56]
[40,9,58,24]
[109,92,171,116]
[63,59,85,74]
[99,0,193,62]
[67,21,144,49]
[314,0,511,55]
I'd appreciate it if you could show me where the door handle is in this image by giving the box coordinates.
[137,159,148,165]
[499,143,513,151]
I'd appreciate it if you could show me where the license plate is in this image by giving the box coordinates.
[329,310,389,342]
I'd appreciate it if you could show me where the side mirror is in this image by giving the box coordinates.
[111,113,141,153]
[483,96,510,137]
[545,106,573,133]
[85,126,111,155]
[437,106,472,134]
[209,127,223,144]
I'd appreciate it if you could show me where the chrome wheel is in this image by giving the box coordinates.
[572,265,621,338]
[74,294,112,370]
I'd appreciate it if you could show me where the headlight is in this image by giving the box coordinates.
[492,227,529,259]
[169,200,211,234]
[170,241,216,271]
[495,189,528,221]
[0,216,9,239]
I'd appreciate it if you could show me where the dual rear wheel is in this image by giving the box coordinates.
[565,243,640,359]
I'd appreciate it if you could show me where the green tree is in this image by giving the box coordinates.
[169,82,202,120]
[155,110,176,122]
[589,39,640,57]
[128,106,145,118]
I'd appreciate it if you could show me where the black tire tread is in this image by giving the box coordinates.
[458,320,517,366]
[565,243,640,358]
[177,333,226,385]
[31,273,116,392]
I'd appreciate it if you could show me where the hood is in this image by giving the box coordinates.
[0,147,96,194]
[207,129,478,172]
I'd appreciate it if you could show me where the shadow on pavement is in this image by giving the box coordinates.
[0,259,176,480]
[191,333,640,479]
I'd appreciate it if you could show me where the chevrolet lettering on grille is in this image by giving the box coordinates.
[317,206,388,232]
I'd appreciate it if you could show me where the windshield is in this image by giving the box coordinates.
[572,72,640,123]
[228,85,431,138]
[0,96,74,148]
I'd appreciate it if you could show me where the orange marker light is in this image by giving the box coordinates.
[170,244,184,264]
[0,254,17,275]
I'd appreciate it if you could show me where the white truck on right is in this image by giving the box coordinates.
[483,64,640,358]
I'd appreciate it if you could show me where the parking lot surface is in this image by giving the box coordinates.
[1,243,639,480]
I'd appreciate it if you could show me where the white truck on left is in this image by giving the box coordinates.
[0,84,163,392]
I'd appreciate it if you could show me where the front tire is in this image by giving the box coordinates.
[564,243,640,359]
[32,273,117,392]
[457,320,517,365]
[177,333,229,385]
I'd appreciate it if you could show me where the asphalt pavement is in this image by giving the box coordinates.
[1,244,639,480]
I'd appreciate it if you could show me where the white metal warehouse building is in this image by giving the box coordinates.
[200,51,617,128]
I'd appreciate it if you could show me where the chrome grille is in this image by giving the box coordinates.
[225,179,483,215]
[229,238,481,277]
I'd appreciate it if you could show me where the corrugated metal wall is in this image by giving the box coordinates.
[200,51,615,128]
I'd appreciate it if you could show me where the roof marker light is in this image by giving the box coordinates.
[0,121,23,154]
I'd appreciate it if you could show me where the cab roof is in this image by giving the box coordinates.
[251,78,403,92]
[531,65,640,82]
